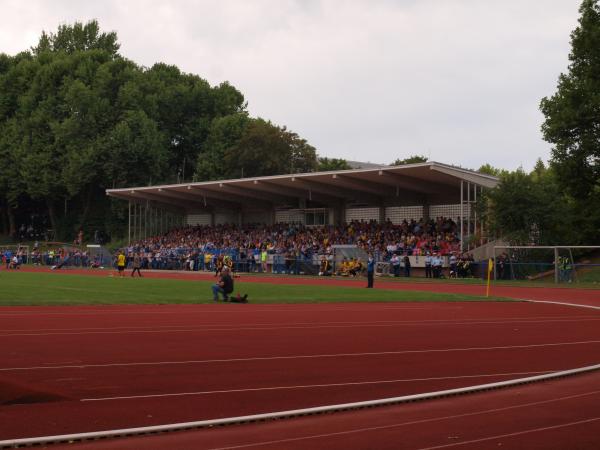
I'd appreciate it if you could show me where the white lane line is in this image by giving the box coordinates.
[3,316,599,337]
[0,306,434,317]
[2,340,599,372]
[418,417,600,449]
[525,299,600,311]
[1,314,595,333]
[81,370,554,402]
[204,390,600,450]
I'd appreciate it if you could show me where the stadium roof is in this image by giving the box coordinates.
[106,162,499,212]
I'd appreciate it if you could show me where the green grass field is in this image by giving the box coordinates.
[0,272,508,306]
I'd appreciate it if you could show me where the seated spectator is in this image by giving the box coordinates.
[9,255,20,269]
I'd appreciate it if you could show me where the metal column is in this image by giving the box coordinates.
[467,182,471,249]
[460,180,464,252]
[128,201,131,246]
[474,185,478,246]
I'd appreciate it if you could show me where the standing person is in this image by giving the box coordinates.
[433,253,443,278]
[116,250,126,277]
[425,252,433,278]
[212,266,234,301]
[403,254,411,277]
[260,248,268,273]
[366,253,375,288]
[215,255,224,277]
[131,252,142,277]
[391,254,400,277]
[449,252,457,278]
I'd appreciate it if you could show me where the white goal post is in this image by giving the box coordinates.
[493,245,600,284]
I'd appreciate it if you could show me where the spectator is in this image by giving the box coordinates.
[212,266,234,302]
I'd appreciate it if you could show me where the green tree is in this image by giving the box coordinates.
[195,113,249,181]
[477,163,506,177]
[222,119,317,178]
[32,20,119,56]
[391,155,428,165]
[481,167,576,245]
[317,157,351,171]
[540,0,600,201]
[0,20,317,240]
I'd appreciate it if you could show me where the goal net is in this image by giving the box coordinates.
[492,245,600,284]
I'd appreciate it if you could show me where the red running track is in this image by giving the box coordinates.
[1,301,599,447]
[69,370,600,450]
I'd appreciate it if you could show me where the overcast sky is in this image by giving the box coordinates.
[0,0,583,170]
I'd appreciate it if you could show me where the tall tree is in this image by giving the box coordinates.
[317,157,352,171]
[540,0,600,201]
[222,119,317,178]
[482,167,577,245]
[195,113,249,181]
[32,20,119,56]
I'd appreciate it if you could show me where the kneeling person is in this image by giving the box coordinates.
[212,266,234,302]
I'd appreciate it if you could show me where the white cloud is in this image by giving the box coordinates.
[0,0,582,170]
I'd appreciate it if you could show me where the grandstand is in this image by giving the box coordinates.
[106,161,499,256]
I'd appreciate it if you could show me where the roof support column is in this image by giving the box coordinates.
[128,201,131,246]
[474,186,478,247]
[467,182,471,250]
[460,180,464,252]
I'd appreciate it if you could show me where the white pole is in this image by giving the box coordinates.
[128,201,131,246]
[554,247,559,284]
[474,185,478,246]
[460,180,464,252]
[467,182,471,250]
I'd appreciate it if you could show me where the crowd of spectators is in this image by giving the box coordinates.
[122,217,463,272]
[1,243,106,270]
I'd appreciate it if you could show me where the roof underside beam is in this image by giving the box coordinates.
[214,183,294,205]
[249,180,340,205]
[185,186,270,210]
[126,191,192,212]
[290,177,381,204]
[376,170,446,195]
[331,174,393,197]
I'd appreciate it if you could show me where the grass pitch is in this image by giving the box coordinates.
[0,271,507,306]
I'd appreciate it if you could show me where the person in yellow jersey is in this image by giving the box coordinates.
[260,248,268,273]
[116,250,126,277]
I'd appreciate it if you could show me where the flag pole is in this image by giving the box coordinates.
[486,258,493,298]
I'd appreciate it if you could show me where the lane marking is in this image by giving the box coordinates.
[2,366,599,448]
[2,316,598,337]
[204,390,600,450]
[2,340,599,372]
[81,370,555,402]
[525,299,600,311]
[5,315,590,333]
[418,417,600,449]
[0,305,435,317]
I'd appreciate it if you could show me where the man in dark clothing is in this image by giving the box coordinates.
[366,254,375,288]
[212,266,234,301]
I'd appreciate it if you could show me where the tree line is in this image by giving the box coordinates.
[480,0,600,246]
[0,21,355,240]
[1,0,598,247]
